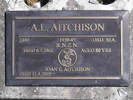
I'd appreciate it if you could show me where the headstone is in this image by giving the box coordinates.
[5,11,130,86]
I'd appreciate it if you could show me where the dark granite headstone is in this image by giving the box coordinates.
[5,11,130,86]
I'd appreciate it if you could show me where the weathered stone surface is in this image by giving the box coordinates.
[0,0,133,99]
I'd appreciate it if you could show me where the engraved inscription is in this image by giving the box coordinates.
[23,48,54,53]
[45,67,90,72]
[81,48,112,53]
[91,37,116,43]
[56,38,77,48]
[31,23,105,32]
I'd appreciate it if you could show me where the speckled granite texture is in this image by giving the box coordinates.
[0,0,133,99]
